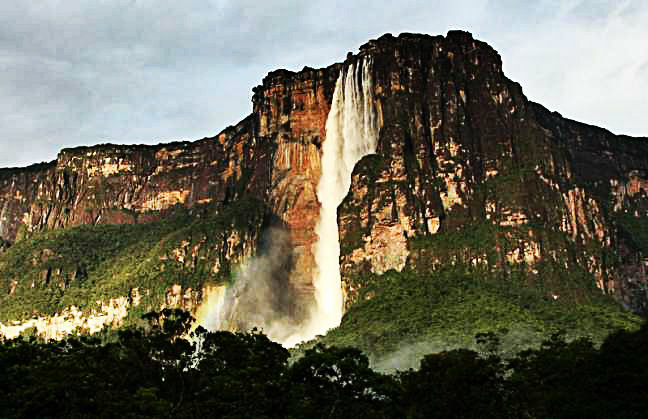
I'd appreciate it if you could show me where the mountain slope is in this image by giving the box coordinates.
[0,31,646,347]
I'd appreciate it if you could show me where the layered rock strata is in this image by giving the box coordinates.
[1,31,648,340]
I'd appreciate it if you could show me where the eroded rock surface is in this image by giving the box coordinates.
[1,31,648,339]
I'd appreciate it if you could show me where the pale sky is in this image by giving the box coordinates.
[1,0,646,167]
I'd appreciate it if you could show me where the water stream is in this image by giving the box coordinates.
[309,56,380,338]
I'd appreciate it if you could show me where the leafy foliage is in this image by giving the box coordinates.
[321,266,640,360]
[1,310,647,419]
[0,198,265,322]
[399,349,506,419]
[331,218,641,362]
[617,212,648,254]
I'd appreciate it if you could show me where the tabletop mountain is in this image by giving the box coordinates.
[1,32,646,357]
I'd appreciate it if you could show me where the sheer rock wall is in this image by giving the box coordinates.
[1,31,648,336]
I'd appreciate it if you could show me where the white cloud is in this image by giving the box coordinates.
[489,0,648,135]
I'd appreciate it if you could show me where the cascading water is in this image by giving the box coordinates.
[309,56,380,337]
[197,56,379,347]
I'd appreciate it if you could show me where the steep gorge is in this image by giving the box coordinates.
[1,31,647,346]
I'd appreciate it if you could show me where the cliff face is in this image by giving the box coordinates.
[336,32,648,314]
[0,116,261,239]
[1,31,647,338]
[0,60,343,335]
[252,66,340,294]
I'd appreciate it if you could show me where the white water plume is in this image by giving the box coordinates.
[308,56,380,337]
[196,228,309,346]
[196,58,379,347]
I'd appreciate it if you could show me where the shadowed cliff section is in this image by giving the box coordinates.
[336,31,648,315]
[0,31,647,343]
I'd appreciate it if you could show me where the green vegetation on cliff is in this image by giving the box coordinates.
[0,198,265,322]
[617,212,648,254]
[324,266,639,361]
[328,221,641,362]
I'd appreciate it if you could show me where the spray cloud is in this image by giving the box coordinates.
[198,228,307,346]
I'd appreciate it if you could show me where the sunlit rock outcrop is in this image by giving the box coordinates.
[1,31,648,343]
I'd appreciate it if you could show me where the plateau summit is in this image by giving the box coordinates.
[0,32,646,354]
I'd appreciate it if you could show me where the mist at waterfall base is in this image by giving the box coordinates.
[197,228,308,346]
[198,57,379,347]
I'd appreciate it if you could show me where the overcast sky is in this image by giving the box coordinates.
[1,0,646,168]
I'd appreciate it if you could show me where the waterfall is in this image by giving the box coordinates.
[196,57,378,347]
[310,56,379,337]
